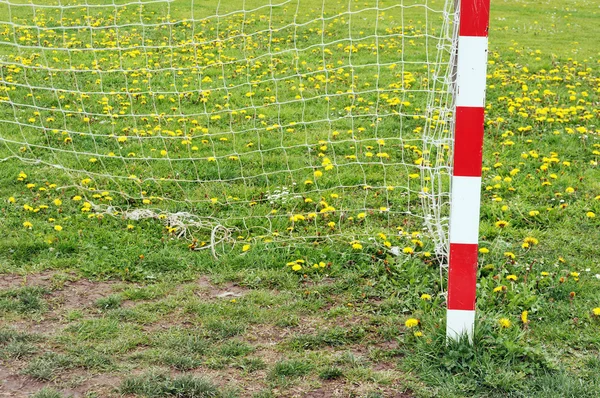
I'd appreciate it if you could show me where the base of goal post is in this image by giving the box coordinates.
[446,309,475,343]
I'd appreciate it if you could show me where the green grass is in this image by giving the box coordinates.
[120,372,234,398]
[31,388,70,398]
[270,359,314,379]
[0,0,599,397]
[0,328,41,360]
[0,286,49,314]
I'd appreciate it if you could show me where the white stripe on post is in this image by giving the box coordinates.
[449,176,482,245]
[455,36,488,107]
[446,309,476,341]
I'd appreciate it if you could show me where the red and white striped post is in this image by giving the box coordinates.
[446,0,491,342]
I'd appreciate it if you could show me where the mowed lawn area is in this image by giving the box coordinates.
[0,0,599,397]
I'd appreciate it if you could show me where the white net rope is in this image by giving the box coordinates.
[0,0,457,256]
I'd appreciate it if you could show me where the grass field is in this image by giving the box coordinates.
[0,0,599,397]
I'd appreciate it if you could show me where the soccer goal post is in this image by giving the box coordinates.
[0,0,488,342]
[446,0,490,341]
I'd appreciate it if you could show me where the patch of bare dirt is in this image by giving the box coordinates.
[0,271,126,336]
[270,379,413,398]
[0,364,123,398]
[195,276,251,299]
[0,270,57,290]
[0,270,121,312]
[0,364,46,398]
[190,366,267,396]
[246,324,291,346]
[61,370,122,397]
[47,278,120,311]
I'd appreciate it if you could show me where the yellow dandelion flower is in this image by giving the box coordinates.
[351,241,363,250]
[523,237,539,245]
[290,214,305,222]
[405,318,419,328]
[498,318,512,328]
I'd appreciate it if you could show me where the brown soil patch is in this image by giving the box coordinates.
[0,364,46,398]
[0,364,122,398]
[190,366,267,396]
[195,276,250,299]
[246,324,291,345]
[47,278,120,311]
[0,271,57,290]
[272,379,414,398]
[0,271,125,336]
[0,270,121,312]
[61,370,122,397]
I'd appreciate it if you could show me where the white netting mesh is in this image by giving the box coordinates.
[0,0,457,256]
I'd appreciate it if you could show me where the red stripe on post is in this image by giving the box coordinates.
[447,243,478,310]
[459,0,491,37]
[453,106,485,177]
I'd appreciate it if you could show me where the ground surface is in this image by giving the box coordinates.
[0,0,600,397]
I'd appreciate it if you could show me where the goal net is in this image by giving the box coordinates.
[0,0,457,257]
